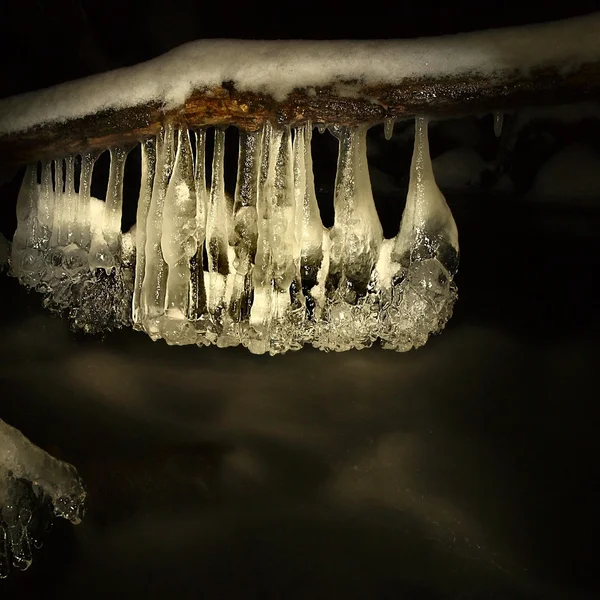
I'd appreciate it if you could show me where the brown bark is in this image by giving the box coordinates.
[0,61,599,165]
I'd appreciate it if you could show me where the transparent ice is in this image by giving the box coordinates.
[10,151,133,335]
[9,117,459,353]
[0,418,86,579]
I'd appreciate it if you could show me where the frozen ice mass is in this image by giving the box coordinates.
[9,117,459,354]
[0,418,86,578]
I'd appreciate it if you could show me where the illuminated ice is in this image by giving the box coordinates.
[10,152,134,334]
[314,125,383,352]
[0,418,86,579]
[9,116,460,353]
[380,116,459,351]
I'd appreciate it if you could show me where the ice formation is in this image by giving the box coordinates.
[9,117,459,354]
[10,151,134,333]
[0,418,86,578]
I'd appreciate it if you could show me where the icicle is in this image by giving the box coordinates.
[248,123,299,355]
[160,126,198,344]
[204,128,231,340]
[493,111,504,138]
[232,128,262,271]
[76,151,97,251]
[383,116,459,352]
[393,117,458,264]
[62,156,76,246]
[132,137,156,329]
[223,127,263,344]
[103,147,127,258]
[190,129,209,333]
[88,147,128,271]
[142,122,176,339]
[384,117,395,141]
[11,164,39,281]
[50,159,64,248]
[329,125,382,299]
[37,160,54,250]
[317,124,382,351]
[292,122,325,323]
[60,154,89,278]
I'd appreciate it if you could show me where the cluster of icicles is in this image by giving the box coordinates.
[10,117,459,354]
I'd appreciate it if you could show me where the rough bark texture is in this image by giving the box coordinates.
[1,61,599,165]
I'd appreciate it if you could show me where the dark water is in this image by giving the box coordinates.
[0,197,599,599]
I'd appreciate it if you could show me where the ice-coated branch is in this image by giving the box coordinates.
[0,418,86,578]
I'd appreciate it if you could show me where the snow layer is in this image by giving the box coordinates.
[1,13,599,135]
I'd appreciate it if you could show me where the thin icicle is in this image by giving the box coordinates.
[204,127,231,338]
[104,147,127,258]
[190,128,209,331]
[50,159,64,248]
[384,117,395,141]
[11,164,39,281]
[88,147,128,270]
[494,110,504,138]
[62,156,76,246]
[37,160,54,250]
[76,151,97,251]
[132,137,156,329]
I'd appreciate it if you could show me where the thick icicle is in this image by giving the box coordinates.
[89,147,128,271]
[204,128,231,342]
[381,116,459,351]
[132,137,156,329]
[222,127,263,345]
[315,125,383,351]
[160,126,198,344]
[142,123,176,339]
[293,122,326,332]
[248,123,301,355]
